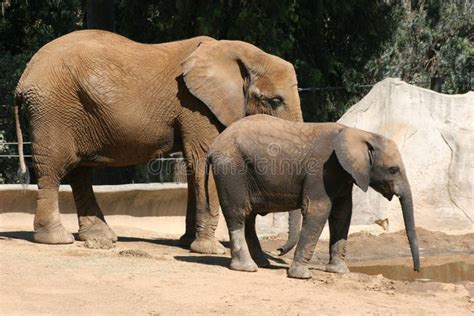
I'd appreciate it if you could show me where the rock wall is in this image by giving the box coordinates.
[338,78,473,233]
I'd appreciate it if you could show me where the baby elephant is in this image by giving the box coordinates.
[206,115,419,279]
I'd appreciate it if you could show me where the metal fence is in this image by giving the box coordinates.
[0,142,187,184]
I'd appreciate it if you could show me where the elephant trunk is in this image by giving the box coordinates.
[278,209,302,256]
[398,184,420,272]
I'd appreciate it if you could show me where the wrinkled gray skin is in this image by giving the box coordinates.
[206,115,420,279]
[14,30,303,253]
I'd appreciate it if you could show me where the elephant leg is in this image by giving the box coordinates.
[326,194,352,273]
[179,174,197,245]
[69,167,117,242]
[245,213,270,268]
[189,159,225,255]
[224,209,258,272]
[288,197,331,279]
[32,145,76,244]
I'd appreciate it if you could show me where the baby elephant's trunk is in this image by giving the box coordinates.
[399,183,420,272]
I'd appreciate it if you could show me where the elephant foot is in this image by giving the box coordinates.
[190,236,225,254]
[327,240,349,273]
[178,231,196,247]
[79,218,117,243]
[230,257,258,272]
[326,258,350,273]
[288,262,312,279]
[33,224,75,244]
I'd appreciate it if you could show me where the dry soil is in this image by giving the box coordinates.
[1,214,473,315]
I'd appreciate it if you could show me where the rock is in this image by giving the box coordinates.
[84,238,115,249]
[338,78,473,233]
[118,249,153,258]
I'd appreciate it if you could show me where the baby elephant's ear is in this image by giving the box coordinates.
[333,128,372,192]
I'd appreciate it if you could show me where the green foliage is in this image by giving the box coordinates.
[0,0,83,107]
[365,1,473,93]
[291,1,400,121]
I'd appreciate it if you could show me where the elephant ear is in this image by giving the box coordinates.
[182,40,250,127]
[333,128,373,192]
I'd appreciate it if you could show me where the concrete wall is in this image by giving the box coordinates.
[0,184,289,238]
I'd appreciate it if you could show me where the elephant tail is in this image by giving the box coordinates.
[14,90,30,188]
[204,154,212,210]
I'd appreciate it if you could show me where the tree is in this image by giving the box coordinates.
[364,0,473,94]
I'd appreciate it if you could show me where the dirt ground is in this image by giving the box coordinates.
[1,214,473,315]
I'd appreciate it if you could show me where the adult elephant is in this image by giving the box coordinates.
[14,30,303,254]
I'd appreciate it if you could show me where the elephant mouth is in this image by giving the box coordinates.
[383,191,394,201]
[371,181,394,201]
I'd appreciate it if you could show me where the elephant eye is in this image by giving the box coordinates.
[267,97,283,108]
[388,166,400,175]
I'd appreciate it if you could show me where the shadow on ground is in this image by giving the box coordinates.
[0,231,34,242]
[117,235,191,249]
[0,231,193,249]
[0,231,215,253]
[174,255,230,268]
[174,252,288,270]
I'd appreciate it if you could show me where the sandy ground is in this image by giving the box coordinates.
[1,214,473,315]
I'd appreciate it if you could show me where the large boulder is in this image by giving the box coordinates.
[338,78,473,233]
